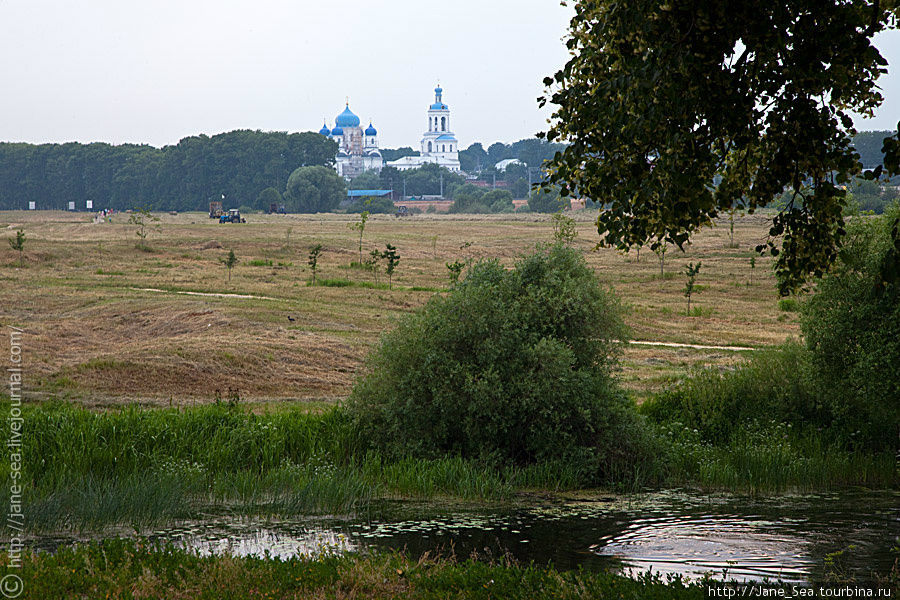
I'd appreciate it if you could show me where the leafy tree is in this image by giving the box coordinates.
[551,211,578,246]
[446,259,466,284]
[348,211,369,264]
[801,204,900,450]
[222,249,238,282]
[284,166,346,213]
[128,207,159,247]
[346,196,395,214]
[8,230,25,266]
[366,248,381,283]
[528,186,563,213]
[482,189,514,213]
[487,142,510,167]
[852,130,896,169]
[381,243,400,289]
[653,240,668,277]
[378,166,403,194]
[402,163,464,197]
[345,245,660,482]
[349,170,383,190]
[308,244,323,285]
[256,187,282,212]
[380,147,419,162]
[683,262,702,315]
[540,1,900,293]
[459,142,489,173]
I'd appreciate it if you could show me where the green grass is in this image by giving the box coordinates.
[778,297,800,312]
[2,539,707,600]
[1,402,525,530]
[7,394,894,532]
[246,258,273,266]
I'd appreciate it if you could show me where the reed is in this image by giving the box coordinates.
[2,539,706,600]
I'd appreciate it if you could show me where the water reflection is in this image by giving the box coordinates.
[22,490,900,584]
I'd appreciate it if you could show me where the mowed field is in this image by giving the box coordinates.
[1,210,799,407]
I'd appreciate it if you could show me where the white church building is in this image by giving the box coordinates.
[319,104,383,179]
[386,86,461,173]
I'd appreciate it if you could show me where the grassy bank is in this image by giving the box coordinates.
[0,539,705,600]
[3,401,603,530]
[4,400,895,531]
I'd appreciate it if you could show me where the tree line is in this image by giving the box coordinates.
[0,130,336,211]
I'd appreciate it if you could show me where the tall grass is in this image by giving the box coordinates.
[2,402,528,530]
[642,342,899,493]
[3,539,707,600]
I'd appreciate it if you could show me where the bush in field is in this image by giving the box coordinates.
[641,342,817,444]
[801,203,900,450]
[346,244,662,482]
[643,204,900,453]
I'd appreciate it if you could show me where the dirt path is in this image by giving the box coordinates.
[627,340,756,351]
[129,287,282,301]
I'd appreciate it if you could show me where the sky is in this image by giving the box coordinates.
[1,1,899,150]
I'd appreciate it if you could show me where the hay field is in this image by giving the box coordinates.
[1,210,797,406]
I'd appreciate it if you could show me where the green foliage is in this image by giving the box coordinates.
[8,229,25,266]
[6,540,706,600]
[653,240,668,277]
[801,206,900,450]
[541,1,899,293]
[445,259,466,284]
[778,297,799,312]
[128,207,159,245]
[0,131,337,211]
[528,186,563,213]
[346,196,394,214]
[643,343,818,445]
[396,163,464,197]
[308,243,323,285]
[447,185,513,214]
[284,165,347,213]
[255,186,282,211]
[221,249,238,282]
[346,245,662,483]
[551,211,578,245]
[381,243,400,289]
[366,248,381,283]
[682,261,701,314]
[348,169,382,190]
[348,211,369,264]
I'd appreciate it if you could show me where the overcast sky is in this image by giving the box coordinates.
[2,1,899,150]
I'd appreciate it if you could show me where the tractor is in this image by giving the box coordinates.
[219,209,245,223]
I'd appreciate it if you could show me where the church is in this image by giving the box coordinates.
[387,86,461,172]
[319,104,383,179]
[319,86,462,179]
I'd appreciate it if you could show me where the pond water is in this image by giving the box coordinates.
[25,490,899,584]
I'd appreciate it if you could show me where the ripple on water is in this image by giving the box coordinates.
[592,514,816,583]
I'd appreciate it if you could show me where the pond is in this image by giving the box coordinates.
[24,489,899,584]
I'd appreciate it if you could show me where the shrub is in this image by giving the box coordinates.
[801,203,900,450]
[345,245,662,483]
[641,342,817,444]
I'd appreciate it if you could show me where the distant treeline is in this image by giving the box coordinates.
[0,130,336,211]
[0,130,893,212]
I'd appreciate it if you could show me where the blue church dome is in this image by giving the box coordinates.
[364,122,377,136]
[331,126,344,136]
[319,122,331,136]
[430,85,447,110]
[335,105,360,127]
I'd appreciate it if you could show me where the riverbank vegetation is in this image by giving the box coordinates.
[6,227,897,531]
[1,540,706,600]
